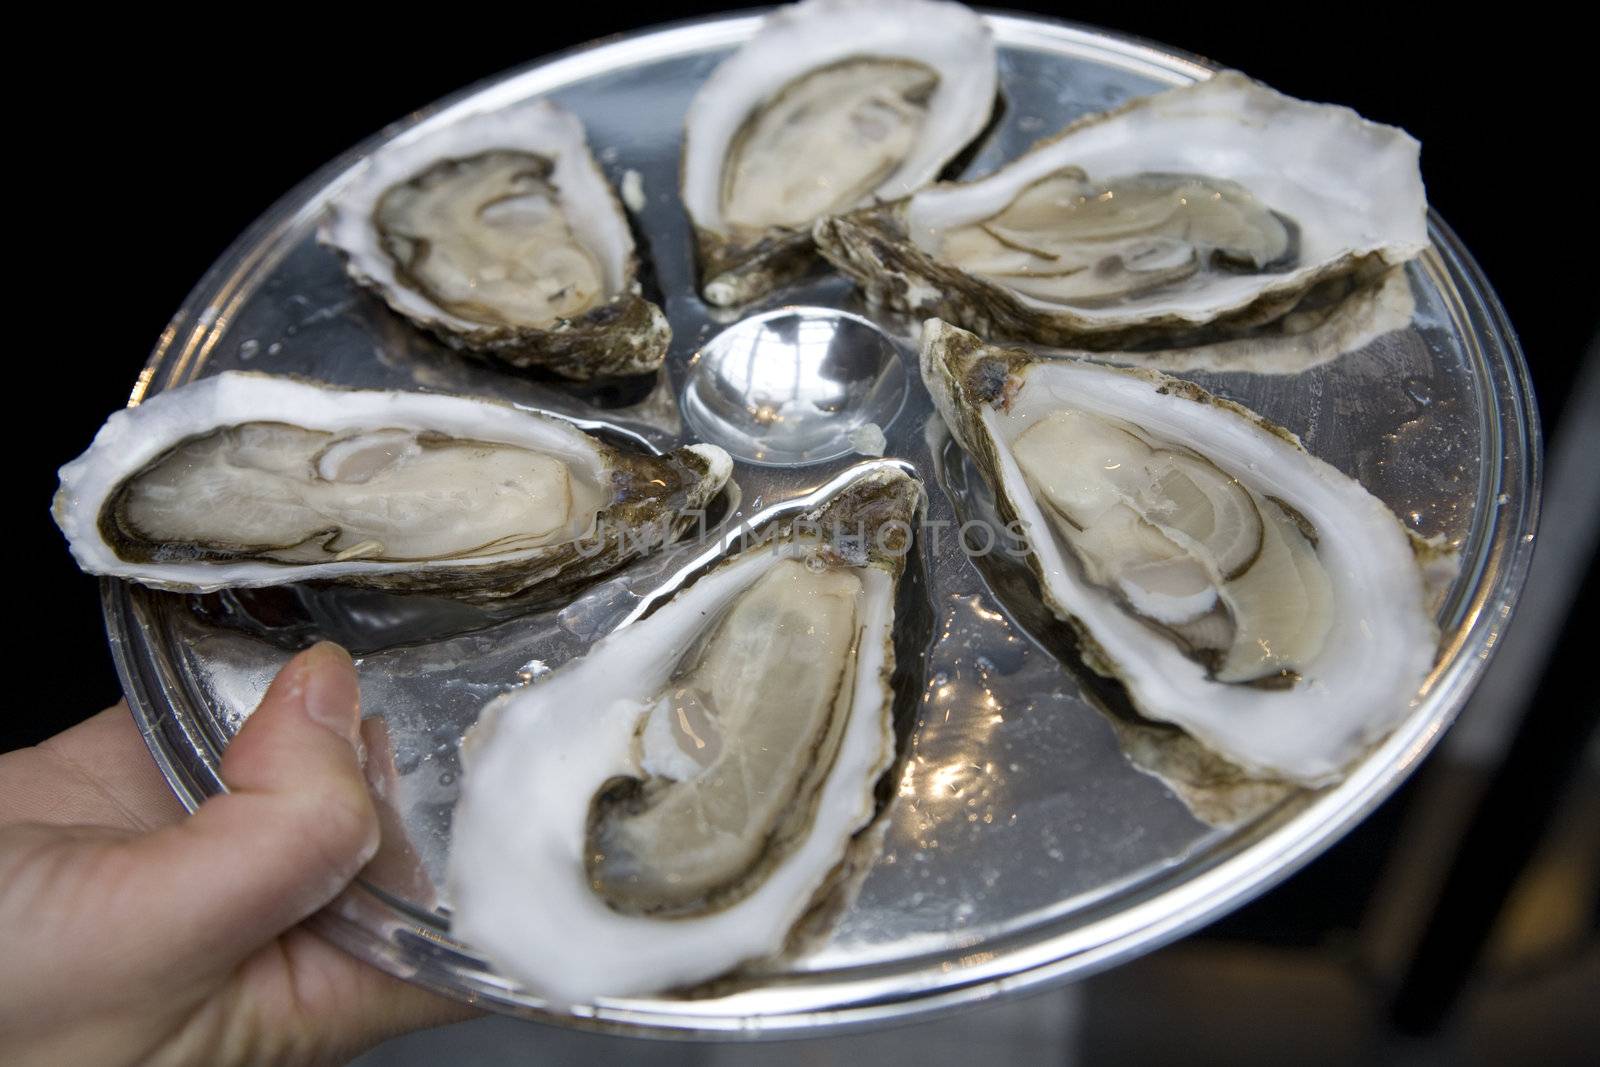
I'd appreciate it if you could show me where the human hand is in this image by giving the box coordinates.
[0,642,475,1066]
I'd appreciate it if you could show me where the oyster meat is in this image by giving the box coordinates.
[53,372,731,598]
[322,98,670,379]
[817,73,1428,348]
[448,468,921,1003]
[682,0,997,307]
[922,320,1437,784]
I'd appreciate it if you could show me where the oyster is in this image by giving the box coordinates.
[322,98,670,379]
[682,0,997,307]
[817,73,1428,348]
[53,372,731,599]
[922,320,1437,784]
[448,468,921,1003]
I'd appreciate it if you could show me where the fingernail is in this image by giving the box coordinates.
[300,642,362,751]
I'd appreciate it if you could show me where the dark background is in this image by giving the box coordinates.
[20,6,1594,749]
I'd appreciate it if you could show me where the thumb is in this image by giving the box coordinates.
[124,641,379,968]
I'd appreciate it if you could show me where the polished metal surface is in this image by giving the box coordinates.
[104,12,1538,1037]
[683,307,908,466]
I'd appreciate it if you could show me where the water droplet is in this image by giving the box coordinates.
[237,338,260,361]
[439,772,455,786]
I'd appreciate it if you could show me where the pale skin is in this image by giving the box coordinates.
[0,643,475,1066]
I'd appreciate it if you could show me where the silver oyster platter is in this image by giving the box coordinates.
[102,9,1538,1037]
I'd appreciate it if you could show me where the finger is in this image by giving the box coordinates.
[0,703,186,831]
[111,642,380,972]
[265,927,480,1062]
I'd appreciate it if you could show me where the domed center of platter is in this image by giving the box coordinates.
[682,307,908,466]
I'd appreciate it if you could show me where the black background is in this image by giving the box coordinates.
[16,5,1595,752]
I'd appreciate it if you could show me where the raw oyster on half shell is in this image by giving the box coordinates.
[922,319,1437,784]
[682,0,997,307]
[322,98,670,379]
[53,372,731,599]
[817,73,1428,349]
[448,467,921,1003]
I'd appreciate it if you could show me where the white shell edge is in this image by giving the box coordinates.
[447,543,896,1004]
[922,320,1436,784]
[907,72,1429,327]
[319,98,638,331]
[682,0,998,234]
[51,372,724,592]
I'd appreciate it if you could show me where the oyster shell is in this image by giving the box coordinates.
[1076,266,1416,377]
[682,0,997,307]
[322,98,670,379]
[922,319,1437,784]
[447,467,921,1003]
[817,73,1428,348]
[52,372,731,599]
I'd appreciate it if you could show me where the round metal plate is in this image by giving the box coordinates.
[104,11,1538,1037]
